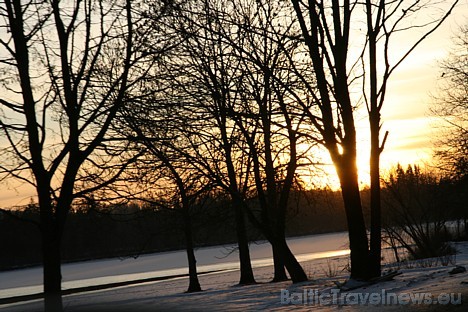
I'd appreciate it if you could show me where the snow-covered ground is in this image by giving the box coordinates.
[2,235,468,311]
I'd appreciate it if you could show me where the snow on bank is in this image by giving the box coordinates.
[2,241,468,311]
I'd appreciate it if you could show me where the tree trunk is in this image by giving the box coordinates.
[366,0,383,278]
[338,162,371,280]
[271,237,307,283]
[271,207,290,282]
[465,218,467,239]
[42,226,63,312]
[234,201,256,285]
[183,211,201,292]
[271,243,288,282]
[369,122,382,278]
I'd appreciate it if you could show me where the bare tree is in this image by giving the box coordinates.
[432,25,467,181]
[290,0,459,280]
[167,1,307,282]
[118,95,208,292]
[364,0,459,279]
[0,0,162,310]
[159,1,259,284]
[223,0,312,282]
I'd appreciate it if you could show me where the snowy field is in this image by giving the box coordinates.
[2,233,468,311]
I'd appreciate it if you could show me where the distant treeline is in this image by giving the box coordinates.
[1,189,348,270]
[2,169,466,271]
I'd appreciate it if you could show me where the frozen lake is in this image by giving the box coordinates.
[0,231,349,299]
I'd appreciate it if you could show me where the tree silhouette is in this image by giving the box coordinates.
[165,0,312,283]
[432,25,467,181]
[0,0,162,310]
[290,0,458,280]
[118,95,208,292]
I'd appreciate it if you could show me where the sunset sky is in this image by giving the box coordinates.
[303,2,467,189]
[1,1,466,207]
[354,3,467,186]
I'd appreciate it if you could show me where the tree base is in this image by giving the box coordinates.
[270,276,289,283]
